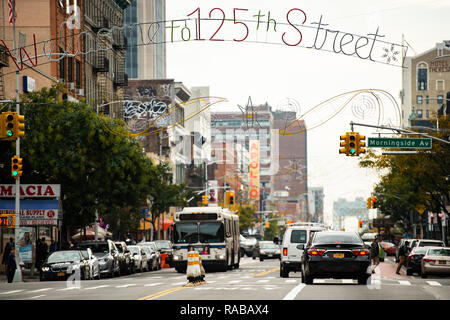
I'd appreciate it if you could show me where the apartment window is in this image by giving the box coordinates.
[426,95,429,104]
[437,95,444,104]
[416,95,423,104]
[426,110,430,118]
[75,60,81,88]
[436,80,445,91]
[59,48,65,81]
[417,65,428,90]
[416,109,423,118]
[68,56,73,83]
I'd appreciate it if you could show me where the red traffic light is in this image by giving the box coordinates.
[372,197,377,208]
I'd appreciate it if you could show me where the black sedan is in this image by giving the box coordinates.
[301,231,371,285]
[40,250,90,281]
[406,247,428,275]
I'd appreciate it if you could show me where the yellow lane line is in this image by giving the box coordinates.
[138,286,188,300]
[252,266,280,277]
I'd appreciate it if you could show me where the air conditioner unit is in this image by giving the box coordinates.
[68,82,75,90]
[76,89,84,96]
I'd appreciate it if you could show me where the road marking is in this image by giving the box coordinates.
[172,281,187,286]
[144,283,163,287]
[58,287,81,291]
[427,281,442,286]
[138,286,188,300]
[285,279,297,283]
[342,279,354,284]
[228,280,242,284]
[398,280,411,286]
[0,290,24,295]
[252,267,279,277]
[29,295,46,299]
[283,284,306,300]
[241,287,257,290]
[256,279,270,283]
[29,288,51,293]
[85,285,110,290]
[116,284,137,288]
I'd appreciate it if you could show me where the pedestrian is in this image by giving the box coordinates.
[2,237,14,269]
[49,241,58,253]
[396,241,408,275]
[6,247,17,283]
[370,235,380,274]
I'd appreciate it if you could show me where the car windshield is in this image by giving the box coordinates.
[313,232,362,245]
[78,243,109,254]
[260,242,279,249]
[419,242,444,247]
[47,251,81,263]
[290,230,307,243]
[80,250,89,259]
[142,247,151,254]
[149,243,157,251]
[174,223,198,243]
[412,248,428,254]
[128,246,140,254]
[199,222,225,243]
[115,244,123,252]
[155,241,171,250]
[428,249,450,256]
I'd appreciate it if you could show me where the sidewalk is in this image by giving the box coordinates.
[0,269,39,282]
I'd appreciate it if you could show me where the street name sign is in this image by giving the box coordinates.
[368,137,432,149]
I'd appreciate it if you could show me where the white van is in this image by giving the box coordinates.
[278,223,328,278]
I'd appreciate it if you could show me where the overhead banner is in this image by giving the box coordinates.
[0,184,61,198]
[0,200,60,226]
[249,140,260,200]
[207,180,219,206]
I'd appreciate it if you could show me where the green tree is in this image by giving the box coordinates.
[237,205,258,232]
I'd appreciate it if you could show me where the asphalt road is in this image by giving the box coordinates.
[0,256,449,301]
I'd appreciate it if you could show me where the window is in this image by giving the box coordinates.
[416,109,423,118]
[426,110,429,118]
[313,232,362,244]
[417,66,428,90]
[59,48,65,81]
[199,222,225,243]
[68,56,73,83]
[436,80,445,91]
[416,95,423,104]
[426,95,429,104]
[437,95,444,104]
[290,230,307,243]
[75,60,81,88]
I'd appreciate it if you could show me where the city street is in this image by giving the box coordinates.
[1,256,449,301]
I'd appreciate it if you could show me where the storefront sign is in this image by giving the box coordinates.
[249,140,260,200]
[0,200,60,226]
[0,184,61,198]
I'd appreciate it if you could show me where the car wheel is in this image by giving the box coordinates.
[406,268,413,276]
[303,271,313,285]
[260,257,264,262]
[421,272,427,278]
[280,264,289,278]
[357,276,368,285]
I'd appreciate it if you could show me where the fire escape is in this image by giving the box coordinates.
[0,43,8,99]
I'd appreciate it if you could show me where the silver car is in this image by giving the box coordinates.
[421,247,450,278]
[80,248,100,280]
[128,245,148,272]
[139,241,161,270]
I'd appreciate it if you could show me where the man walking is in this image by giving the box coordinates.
[370,235,380,274]
[6,247,17,283]
[2,237,14,270]
[396,240,407,275]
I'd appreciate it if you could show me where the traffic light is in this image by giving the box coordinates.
[0,112,25,140]
[225,191,235,206]
[202,195,208,206]
[372,197,377,209]
[15,113,25,138]
[265,221,270,229]
[367,197,373,209]
[359,220,363,228]
[356,133,366,155]
[339,132,358,156]
[11,155,22,179]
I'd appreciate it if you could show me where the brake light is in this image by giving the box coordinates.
[423,258,436,263]
[307,248,326,256]
[351,249,370,256]
[408,254,416,261]
[283,248,288,256]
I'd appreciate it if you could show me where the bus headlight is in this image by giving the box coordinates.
[173,255,180,261]
[216,254,225,260]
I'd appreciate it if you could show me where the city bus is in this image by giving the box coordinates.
[171,207,240,273]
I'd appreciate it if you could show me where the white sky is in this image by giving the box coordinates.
[165,0,450,226]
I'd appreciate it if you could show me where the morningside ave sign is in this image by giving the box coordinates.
[368,137,432,149]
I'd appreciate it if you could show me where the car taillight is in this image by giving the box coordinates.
[423,258,436,263]
[408,254,416,261]
[307,248,326,256]
[351,248,370,256]
[283,248,288,256]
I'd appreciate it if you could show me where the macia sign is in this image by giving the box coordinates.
[0,184,61,198]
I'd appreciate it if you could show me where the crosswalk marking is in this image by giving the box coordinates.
[29,294,46,299]
[398,280,411,286]
[172,281,187,286]
[0,290,24,295]
[58,287,80,291]
[29,288,51,293]
[256,279,270,283]
[116,284,136,288]
[427,281,442,286]
[228,280,242,284]
[85,285,110,290]
[144,282,163,287]
[285,279,297,283]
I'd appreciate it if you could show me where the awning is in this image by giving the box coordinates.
[72,225,112,240]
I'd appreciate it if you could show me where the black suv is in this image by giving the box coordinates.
[301,231,371,285]
[115,241,134,275]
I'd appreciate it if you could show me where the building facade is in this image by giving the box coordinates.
[401,41,450,128]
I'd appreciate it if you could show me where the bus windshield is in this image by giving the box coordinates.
[173,223,198,243]
[199,222,224,243]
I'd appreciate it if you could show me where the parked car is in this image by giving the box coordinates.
[407,239,419,254]
[128,245,148,272]
[421,247,450,278]
[301,231,371,285]
[40,250,90,281]
[153,240,173,266]
[252,241,281,261]
[77,240,120,278]
[139,242,161,270]
[80,247,100,280]
[396,239,411,262]
[380,241,397,256]
[115,241,134,275]
[415,239,445,248]
[140,246,157,271]
[406,247,429,275]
